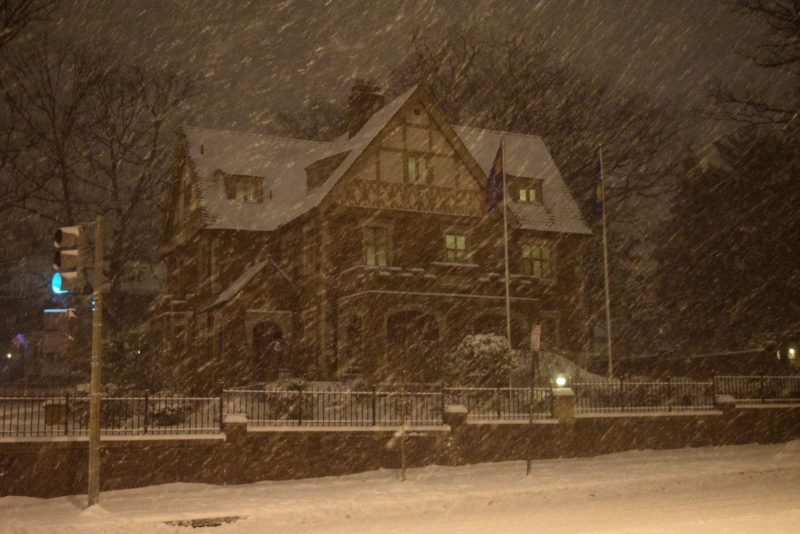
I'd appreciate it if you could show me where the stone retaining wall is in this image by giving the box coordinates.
[2,406,799,498]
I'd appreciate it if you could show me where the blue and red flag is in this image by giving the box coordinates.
[483,144,504,213]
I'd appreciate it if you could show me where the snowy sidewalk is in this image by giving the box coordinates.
[2,441,800,533]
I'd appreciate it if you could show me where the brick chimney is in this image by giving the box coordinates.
[347,80,384,138]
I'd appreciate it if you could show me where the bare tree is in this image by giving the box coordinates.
[713,1,800,128]
[390,27,685,205]
[0,37,194,334]
[0,0,54,49]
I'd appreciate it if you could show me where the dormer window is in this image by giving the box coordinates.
[223,174,263,203]
[236,180,258,202]
[516,180,543,204]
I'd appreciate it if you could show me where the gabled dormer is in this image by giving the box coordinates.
[219,171,270,203]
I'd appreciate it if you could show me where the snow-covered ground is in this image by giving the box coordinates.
[2,441,800,533]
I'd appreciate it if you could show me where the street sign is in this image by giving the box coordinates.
[531,324,542,351]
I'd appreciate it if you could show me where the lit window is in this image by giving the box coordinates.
[236,180,258,202]
[521,243,553,278]
[516,182,543,204]
[406,154,430,184]
[224,174,263,203]
[445,234,467,262]
[364,226,389,266]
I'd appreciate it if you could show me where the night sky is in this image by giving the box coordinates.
[41,0,785,142]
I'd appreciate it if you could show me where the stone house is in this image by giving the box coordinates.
[149,83,592,391]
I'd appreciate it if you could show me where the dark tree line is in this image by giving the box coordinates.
[653,0,800,354]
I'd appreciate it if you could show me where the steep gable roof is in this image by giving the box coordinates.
[183,86,590,235]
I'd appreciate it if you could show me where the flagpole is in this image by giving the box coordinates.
[501,136,513,352]
[599,146,614,378]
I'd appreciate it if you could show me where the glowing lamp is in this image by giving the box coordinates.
[555,374,567,387]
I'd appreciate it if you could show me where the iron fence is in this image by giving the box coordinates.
[223,387,444,427]
[715,375,800,405]
[443,387,551,421]
[0,394,222,438]
[3,376,800,438]
[573,379,715,414]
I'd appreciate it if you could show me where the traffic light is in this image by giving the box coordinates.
[52,225,86,294]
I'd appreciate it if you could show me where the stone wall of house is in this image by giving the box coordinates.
[2,407,799,499]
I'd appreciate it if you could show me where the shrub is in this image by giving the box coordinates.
[442,334,515,386]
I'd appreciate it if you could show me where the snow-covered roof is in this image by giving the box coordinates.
[207,260,269,310]
[453,126,591,235]
[185,85,590,235]
[186,85,418,232]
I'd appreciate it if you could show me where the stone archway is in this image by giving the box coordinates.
[386,310,440,383]
[252,321,285,381]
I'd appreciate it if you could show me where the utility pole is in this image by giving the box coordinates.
[87,215,104,506]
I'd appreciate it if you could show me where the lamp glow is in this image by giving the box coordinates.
[555,374,567,387]
[5,353,11,359]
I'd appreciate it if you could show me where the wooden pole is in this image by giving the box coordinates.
[87,215,104,506]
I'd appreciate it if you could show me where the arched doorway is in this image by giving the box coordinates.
[252,321,285,381]
[386,310,439,383]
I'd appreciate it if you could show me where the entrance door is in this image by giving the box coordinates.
[252,321,285,381]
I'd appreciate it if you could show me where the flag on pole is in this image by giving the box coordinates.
[483,145,504,213]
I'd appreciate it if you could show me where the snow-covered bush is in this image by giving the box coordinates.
[442,334,516,386]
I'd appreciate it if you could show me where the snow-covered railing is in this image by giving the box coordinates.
[0,394,222,438]
[715,375,800,405]
[573,379,715,415]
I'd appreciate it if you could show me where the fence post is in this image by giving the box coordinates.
[372,385,377,426]
[667,376,672,412]
[496,382,502,419]
[711,374,716,406]
[440,383,446,425]
[620,378,625,413]
[64,393,70,436]
[219,392,224,431]
[143,391,149,435]
[760,374,765,404]
[297,384,304,426]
